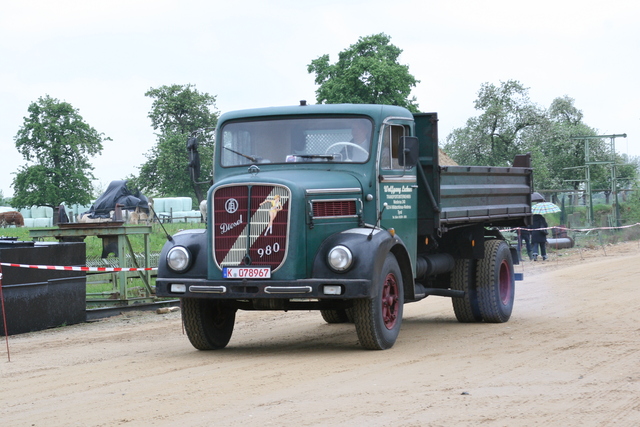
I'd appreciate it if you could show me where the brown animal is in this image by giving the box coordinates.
[0,211,25,227]
[128,207,149,225]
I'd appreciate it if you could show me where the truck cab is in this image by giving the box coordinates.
[156,103,532,350]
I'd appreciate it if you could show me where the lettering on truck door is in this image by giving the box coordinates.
[378,121,417,275]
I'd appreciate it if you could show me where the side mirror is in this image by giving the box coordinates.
[187,136,201,180]
[398,136,419,168]
[187,136,198,151]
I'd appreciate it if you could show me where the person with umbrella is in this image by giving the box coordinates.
[531,214,548,261]
[530,201,561,261]
[518,192,545,261]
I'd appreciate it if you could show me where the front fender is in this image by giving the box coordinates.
[158,229,208,279]
[312,228,408,298]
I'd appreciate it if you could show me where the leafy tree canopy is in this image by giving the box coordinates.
[132,84,217,204]
[444,80,546,167]
[308,33,420,112]
[145,84,218,135]
[442,81,638,191]
[135,130,213,199]
[11,95,108,209]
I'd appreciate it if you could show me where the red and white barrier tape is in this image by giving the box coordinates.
[507,222,640,233]
[0,263,157,272]
[1,224,638,273]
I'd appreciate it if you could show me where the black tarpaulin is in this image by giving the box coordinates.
[86,180,149,218]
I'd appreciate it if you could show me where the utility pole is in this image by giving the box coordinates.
[570,134,627,226]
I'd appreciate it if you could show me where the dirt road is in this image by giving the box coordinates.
[2,241,639,426]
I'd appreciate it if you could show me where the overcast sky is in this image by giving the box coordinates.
[1,0,638,199]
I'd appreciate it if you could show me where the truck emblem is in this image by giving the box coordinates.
[225,198,239,214]
[220,215,243,234]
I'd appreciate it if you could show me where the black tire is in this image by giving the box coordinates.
[451,258,482,322]
[320,309,350,324]
[345,307,355,323]
[181,298,236,350]
[354,253,404,350]
[476,240,515,323]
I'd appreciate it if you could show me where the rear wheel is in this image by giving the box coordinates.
[182,298,236,350]
[451,258,482,322]
[354,253,404,350]
[476,240,515,323]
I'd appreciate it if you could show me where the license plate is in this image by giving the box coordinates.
[223,267,271,279]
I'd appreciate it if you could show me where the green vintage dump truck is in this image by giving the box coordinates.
[156,103,533,350]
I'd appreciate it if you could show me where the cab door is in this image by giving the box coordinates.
[377,121,417,274]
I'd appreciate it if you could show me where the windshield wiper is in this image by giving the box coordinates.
[224,147,259,163]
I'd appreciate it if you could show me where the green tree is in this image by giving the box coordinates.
[616,154,640,194]
[11,95,108,209]
[133,84,218,204]
[535,96,606,193]
[444,80,546,167]
[308,33,420,112]
[444,88,637,197]
[444,85,639,210]
[135,130,212,200]
[620,180,640,225]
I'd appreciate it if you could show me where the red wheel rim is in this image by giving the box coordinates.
[498,260,512,305]
[382,272,400,329]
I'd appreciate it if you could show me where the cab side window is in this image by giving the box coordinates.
[380,124,409,170]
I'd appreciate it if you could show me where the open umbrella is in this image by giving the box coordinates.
[531,192,545,202]
[532,202,561,214]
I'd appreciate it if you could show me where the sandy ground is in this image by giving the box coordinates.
[1,241,639,426]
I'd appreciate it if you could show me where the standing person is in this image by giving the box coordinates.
[531,213,548,261]
[518,226,533,261]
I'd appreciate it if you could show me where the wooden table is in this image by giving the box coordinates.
[29,223,153,304]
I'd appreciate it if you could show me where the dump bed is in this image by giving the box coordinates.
[414,112,532,235]
[439,165,532,226]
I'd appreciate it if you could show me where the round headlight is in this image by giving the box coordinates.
[166,246,191,272]
[327,245,353,272]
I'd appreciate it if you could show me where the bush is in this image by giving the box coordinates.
[620,185,640,225]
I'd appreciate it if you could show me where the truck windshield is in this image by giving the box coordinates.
[220,117,372,166]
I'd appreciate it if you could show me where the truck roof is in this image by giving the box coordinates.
[218,103,415,123]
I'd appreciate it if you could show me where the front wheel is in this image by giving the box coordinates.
[182,298,236,350]
[354,253,404,350]
[476,240,515,323]
[320,309,350,324]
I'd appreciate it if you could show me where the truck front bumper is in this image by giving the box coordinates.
[156,277,373,300]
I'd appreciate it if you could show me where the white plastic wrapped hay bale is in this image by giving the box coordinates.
[31,206,53,219]
[178,197,193,211]
[163,198,183,216]
[152,198,166,214]
[33,217,53,227]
